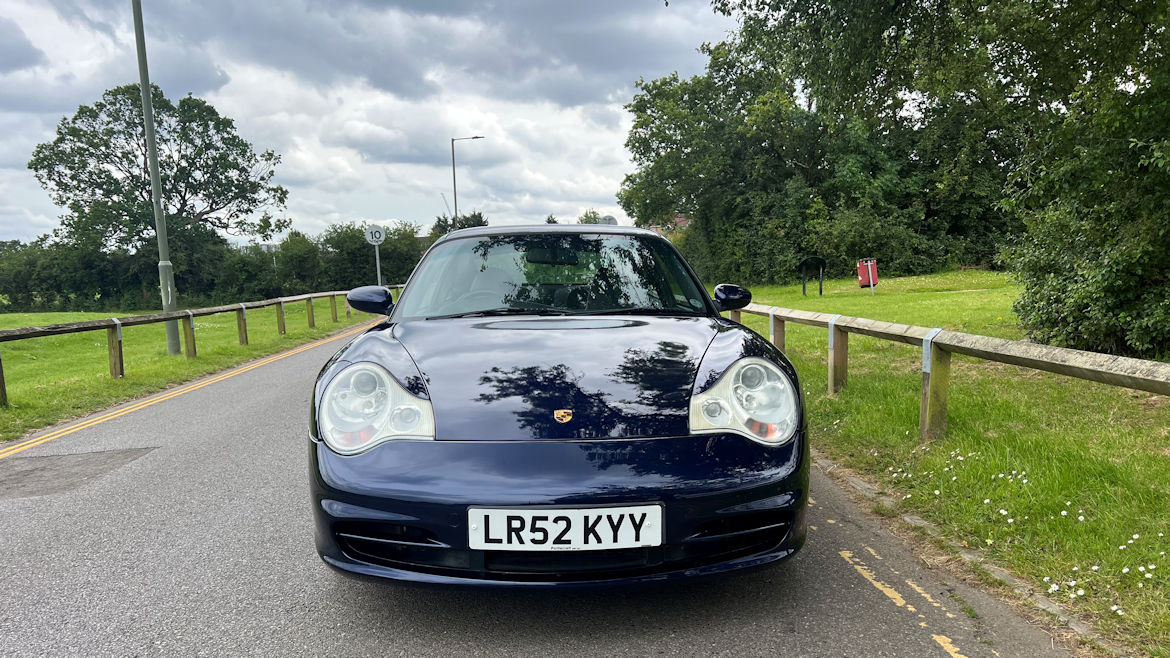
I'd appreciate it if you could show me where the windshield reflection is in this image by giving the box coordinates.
[396,234,709,319]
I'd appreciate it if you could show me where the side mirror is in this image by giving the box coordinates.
[713,283,751,312]
[347,285,395,316]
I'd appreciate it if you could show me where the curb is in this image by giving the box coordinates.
[811,447,1131,658]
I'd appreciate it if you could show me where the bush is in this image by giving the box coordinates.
[1006,79,1170,359]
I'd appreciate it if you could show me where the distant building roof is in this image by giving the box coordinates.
[649,212,693,235]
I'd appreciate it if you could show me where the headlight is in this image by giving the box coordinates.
[318,362,435,454]
[689,357,798,445]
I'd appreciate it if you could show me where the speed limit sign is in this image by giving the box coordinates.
[365,226,386,245]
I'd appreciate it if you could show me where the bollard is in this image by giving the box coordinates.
[330,295,339,323]
[277,300,286,335]
[827,314,847,395]
[306,298,316,328]
[236,304,249,345]
[107,319,124,378]
[182,311,197,359]
[919,328,951,440]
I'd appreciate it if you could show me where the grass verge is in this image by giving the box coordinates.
[0,298,376,442]
[737,270,1169,657]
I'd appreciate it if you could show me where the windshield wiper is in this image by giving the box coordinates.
[572,308,703,317]
[425,308,571,320]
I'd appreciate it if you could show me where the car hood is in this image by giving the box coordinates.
[391,316,720,441]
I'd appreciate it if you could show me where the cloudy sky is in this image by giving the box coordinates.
[0,0,735,243]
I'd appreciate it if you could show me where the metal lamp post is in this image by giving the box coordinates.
[450,135,484,219]
[132,0,181,354]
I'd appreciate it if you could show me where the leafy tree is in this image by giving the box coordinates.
[275,230,322,295]
[319,222,377,290]
[378,221,424,285]
[620,37,960,284]
[545,214,558,224]
[577,209,602,224]
[28,83,289,251]
[427,211,488,242]
[215,244,281,302]
[710,0,1168,356]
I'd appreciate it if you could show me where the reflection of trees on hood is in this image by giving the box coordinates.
[474,340,698,440]
[608,341,696,435]
[476,364,619,439]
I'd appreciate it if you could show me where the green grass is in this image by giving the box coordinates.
[0,298,376,442]
[737,270,1169,656]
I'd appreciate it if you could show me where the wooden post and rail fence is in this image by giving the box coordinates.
[1,287,1165,440]
[728,303,1170,440]
[0,289,402,408]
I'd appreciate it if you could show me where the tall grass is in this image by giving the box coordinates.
[739,270,1169,656]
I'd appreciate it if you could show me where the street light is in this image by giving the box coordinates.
[450,135,484,219]
[132,0,180,355]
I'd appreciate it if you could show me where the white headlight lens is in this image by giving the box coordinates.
[689,357,798,445]
[319,363,435,454]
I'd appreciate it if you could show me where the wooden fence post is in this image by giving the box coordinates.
[828,314,848,395]
[920,328,951,440]
[236,304,249,345]
[182,311,197,358]
[106,320,124,378]
[0,349,8,407]
[729,309,741,323]
[330,295,339,323]
[277,300,286,335]
[306,298,316,328]
[769,310,786,352]
[345,301,352,319]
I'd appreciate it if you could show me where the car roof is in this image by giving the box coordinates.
[435,223,663,244]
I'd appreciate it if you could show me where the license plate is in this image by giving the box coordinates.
[467,504,663,551]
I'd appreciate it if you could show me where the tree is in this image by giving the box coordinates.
[275,231,322,295]
[318,223,377,290]
[28,83,289,251]
[545,214,558,224]
[378,222,424,285]
[710,0,1170,356]
[427,211,488,242]
[577,209,602,224]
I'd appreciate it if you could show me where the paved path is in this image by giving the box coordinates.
[0,328,1069,657]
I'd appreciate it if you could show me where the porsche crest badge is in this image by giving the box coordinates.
[553,409,573,424]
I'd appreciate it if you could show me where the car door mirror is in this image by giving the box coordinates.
[347,286,395,316]
[713,283,751,312]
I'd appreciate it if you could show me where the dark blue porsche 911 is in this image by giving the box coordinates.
[310,224,808,586]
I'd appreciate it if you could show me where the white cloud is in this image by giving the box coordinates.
[0,0,734,242]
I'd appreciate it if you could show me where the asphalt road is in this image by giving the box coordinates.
[0,327,1070,657]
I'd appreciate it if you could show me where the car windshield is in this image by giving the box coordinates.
[395,233,710,319]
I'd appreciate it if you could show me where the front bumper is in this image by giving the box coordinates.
[310,432,808,587]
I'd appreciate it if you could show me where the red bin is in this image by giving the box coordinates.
[857,258,878,288]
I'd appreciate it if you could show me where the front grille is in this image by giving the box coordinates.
[334,509,792,582]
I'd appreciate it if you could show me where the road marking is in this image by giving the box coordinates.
[0,322,375,460]
[864,545,883,559]
[839,550,914,611]
[839,551,970,658]
[906,579,944,608]
[932,634,968,658]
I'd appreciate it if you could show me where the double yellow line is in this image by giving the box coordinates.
[0,322,376,461]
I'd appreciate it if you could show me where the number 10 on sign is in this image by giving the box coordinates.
[365,226,385,286]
